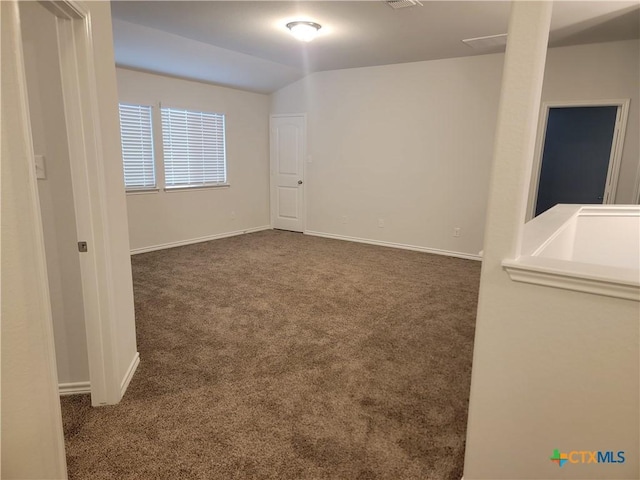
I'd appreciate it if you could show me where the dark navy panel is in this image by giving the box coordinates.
[535,106,617,217]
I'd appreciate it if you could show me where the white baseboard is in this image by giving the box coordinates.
[130,225,272,255]
[59,381,91,396]
[58,353,140,400]
[120,352,140,397]
[304,230,482,261]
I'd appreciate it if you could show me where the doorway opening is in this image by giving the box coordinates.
[18,0,130,408]
[20,0,90,398]
[527,100,629,220]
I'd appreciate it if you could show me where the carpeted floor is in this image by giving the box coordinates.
[61,230,481,479]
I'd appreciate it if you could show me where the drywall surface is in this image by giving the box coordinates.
[90,1,139,391]
[116,68,271,252]
[271,40,640,257]
[113,18,303,94]
[465,288,639,479]
[542,40,640,204]
[1,0,67,477]
[20,1,89,386]
[464,5,639,479]
[271,54,503,257]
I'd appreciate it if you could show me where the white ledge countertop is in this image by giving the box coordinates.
[502,204,640,301]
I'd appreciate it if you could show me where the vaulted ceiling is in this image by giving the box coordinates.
[111,1,640,93]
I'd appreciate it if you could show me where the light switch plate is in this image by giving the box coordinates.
[35,154,46,179]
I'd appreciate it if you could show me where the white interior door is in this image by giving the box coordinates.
[270,115,306,232]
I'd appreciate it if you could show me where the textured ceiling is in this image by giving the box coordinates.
[111,1,640,93]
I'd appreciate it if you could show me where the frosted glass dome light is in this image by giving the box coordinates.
[286,21,322,42]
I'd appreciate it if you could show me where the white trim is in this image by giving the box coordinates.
[605,101,630,204]
[77,7,125,407]
[41,0,84,18]
[305,231,482,261]
[634,152,640,204]
[164,184,230,192]
[503,260,639,301]
[59,382,91,396]
[53,0,127,406]
[126,188,160,195]
[527,99,630,220]
[571,205,640,218]
[56,5,120,406]
[120,352,140,397]
[130,225,272,255]
[505,205,640,301]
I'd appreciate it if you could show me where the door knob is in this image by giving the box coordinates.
[298,180,303,185]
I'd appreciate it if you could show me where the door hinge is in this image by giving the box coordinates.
[78,241,88,253]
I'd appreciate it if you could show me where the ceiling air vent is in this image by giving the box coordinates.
[385,0,423,10]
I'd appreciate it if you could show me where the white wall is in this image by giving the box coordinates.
[271,54,503,258]
[21,1,89,387]
[270,40,640,257]
[465,289,639,479]
[542,40,640,204]
[116,68,271,252]
[92,2,139,396]
[462,4,639,477]
[1,1,67,477]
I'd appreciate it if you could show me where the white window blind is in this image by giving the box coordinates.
[118,104,156,190]
[161,107,227,188]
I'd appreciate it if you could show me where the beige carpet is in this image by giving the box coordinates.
[61,230,480,479]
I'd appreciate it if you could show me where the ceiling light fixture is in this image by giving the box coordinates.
[286,21,322,42]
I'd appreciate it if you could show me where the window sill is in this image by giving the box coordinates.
[126,188,159,195]
[164,184,230,193]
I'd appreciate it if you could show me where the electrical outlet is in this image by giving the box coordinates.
[378,218,385,228]
[453,227,461,237]
[230,211,236,220]
[341,215,348,224]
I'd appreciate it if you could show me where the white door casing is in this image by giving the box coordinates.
[270,115,306,232]
[527,99,630,221]
[40,0,128,406]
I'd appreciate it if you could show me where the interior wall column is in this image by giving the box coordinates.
[463,1,552,478]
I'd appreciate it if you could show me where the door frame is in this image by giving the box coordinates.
[269,113,307,232]
[39,0,122,406]
[526,99,630,221]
